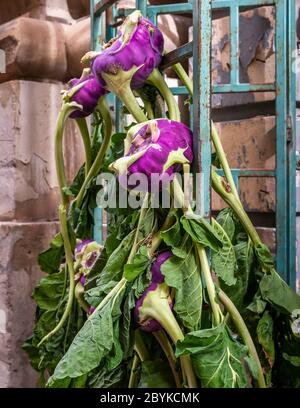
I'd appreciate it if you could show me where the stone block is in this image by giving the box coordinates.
[0,221,59,388]
[0,0,72,25]
[67,0,89,20]
[0,17,67,83]
[211,116,276,212]
[0,80,85,221]
[65,17,90,78]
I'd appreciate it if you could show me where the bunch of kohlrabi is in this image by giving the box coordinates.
[24,10,300,389]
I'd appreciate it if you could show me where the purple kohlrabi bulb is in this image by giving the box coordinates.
[111,119,193,192]
[75,239,94,258]
[68,74,106,119]
[134,251,173,332]
[151,251,173,283]
[80,275,86,286]
[91,10,164,90]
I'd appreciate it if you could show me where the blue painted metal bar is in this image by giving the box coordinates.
[275,0,288,280]
[213,0,275,7]
[170,86,189,95]
[147,3,193,16]
[193,0,212,218]
[287,0,296,287]
[230,5,240,86]
[213,83,275,93]
[91,0,103,244]
[216,169,276,177]
[137,0,147,17]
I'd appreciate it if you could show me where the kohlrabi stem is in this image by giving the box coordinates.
[74,282,90,314]
[148,203,174,257]
[55,103,80,205]
[171,176,193,216]
[211,123,240,202]
[218,290,266,388]
[211,171,261,246]
[142,99,154,120]
[153,330,182,388]
[38,205,75,347]
[142,286,197,388]
[127,193,149,264]
[75,117,92,177]
[101,68,147,123]
[119,85,148,122]
[172,62,193,97]
[134,329,150,361]
[128,352,140,388]
[135,89,155,120]
[75,97,112,208]
[196,244,222,326]
[147,69,180,121]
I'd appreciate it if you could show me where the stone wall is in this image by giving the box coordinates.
[0,0,85,387]
[0,0,194,388]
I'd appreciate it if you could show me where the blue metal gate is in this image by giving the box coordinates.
[91,0,296,287]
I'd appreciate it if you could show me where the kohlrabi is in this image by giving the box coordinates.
[134,251,197,388]
[110,119,193,191]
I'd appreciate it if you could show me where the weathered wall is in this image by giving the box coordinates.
[0,0,194,388]
[0,0,85,388]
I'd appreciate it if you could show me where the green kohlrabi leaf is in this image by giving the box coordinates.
[180,216,222,251]
[211,218,237,286]
[47,283,126,386]
[160,210,182,248]
[138,359,175,388]
[176,322,248,388]
[259,272,300,314]
[161,241,202,332]
[282,353,300,367]
[37,233,64,274]
[119,290,135,359]
[216,208,236,242]
[132,266,151,299]
[124,246,151,282]
[256,310,275,369]
[32,269,66,311]
[88,363,128,388]
[246,294,267,314]
[96,230,135,291]
[222,238,254,311]
[255,243,275,272]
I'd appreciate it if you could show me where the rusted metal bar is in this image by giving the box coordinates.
[94,0,118,16]
[161,42,193,70]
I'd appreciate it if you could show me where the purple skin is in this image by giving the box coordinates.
[75,239,94,257]
[134,251,173,332]
[89,305,96,315]
[68,75,106,119]
[151,251,173,283]
[92,16,164,89]
[80,275,86,286]
[120,120,193,191]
